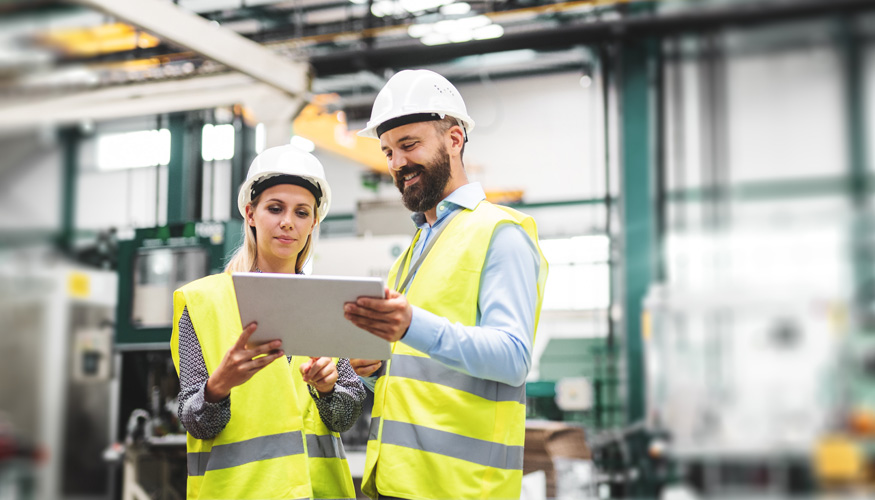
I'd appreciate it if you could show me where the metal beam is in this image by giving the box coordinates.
[0,73,296,130]
[69,0,309,98]
[307,0,875,76]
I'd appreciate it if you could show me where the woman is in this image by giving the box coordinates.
[170,144,365,500]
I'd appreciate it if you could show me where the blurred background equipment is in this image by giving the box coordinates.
[2,0,875,498]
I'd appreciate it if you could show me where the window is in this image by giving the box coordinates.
[201,123,236,161]
[540,235,610,310]
[96,129,170,170]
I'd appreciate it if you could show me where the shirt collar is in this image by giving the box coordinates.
[411,182,486,228]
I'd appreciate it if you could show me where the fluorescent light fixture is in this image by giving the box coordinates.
[433,19,457,34]
[473,23,503,40]
[457,14,491,29]
[291,135,316,153]
[400,0,452,13]
[408,23,434,38]
[421,33,451,45]
[440,2,470,15]
[448,30,474,43]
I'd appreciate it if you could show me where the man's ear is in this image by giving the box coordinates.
[448,125,465,153]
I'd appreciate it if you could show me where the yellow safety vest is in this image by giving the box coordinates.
[171,273,354,500]
[362,201,548,500]
[291,356,357,500]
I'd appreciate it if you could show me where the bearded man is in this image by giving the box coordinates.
[344,69,549,500]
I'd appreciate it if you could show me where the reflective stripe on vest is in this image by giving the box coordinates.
[390,353,525,404]
[187,431,306,476]
[290,356,357,500]
[381,420,523,470]
[306,433,346,460]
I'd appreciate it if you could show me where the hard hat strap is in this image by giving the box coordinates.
[376,112,443,138]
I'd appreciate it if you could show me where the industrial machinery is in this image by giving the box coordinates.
[0,250,118,500]
[641,284,834,496]
[110,221,241,499]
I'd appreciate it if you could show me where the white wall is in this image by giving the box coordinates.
[459,72,605,203]
[0,131,62,232]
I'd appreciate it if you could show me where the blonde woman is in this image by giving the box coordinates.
[171,145,364,500]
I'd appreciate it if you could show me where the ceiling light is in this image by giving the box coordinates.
[401,0,453,13]
[448,30,474,43]
[457,15,491,29]
[473,23,503,40]
[371,0,403,17]
[579,75,592,88]
[421,33,451,46]
[408,23,434,38]
[433,19,458,34]
[440,2,471,15]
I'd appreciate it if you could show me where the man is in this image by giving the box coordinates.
[344,69,548,500]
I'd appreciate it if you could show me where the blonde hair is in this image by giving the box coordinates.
[224,192,319,275]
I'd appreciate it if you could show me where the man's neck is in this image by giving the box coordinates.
[423,181,469,226]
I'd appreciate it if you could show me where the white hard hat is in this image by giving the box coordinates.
[236,144,331,222]
[358,69,475,140]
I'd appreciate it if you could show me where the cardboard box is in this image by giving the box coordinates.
[524,420,590,498]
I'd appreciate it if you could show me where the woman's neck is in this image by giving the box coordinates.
[256,256,297,274]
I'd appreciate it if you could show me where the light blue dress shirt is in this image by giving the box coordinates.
[362,183,540,390]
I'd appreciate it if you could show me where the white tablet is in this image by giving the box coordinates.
[232,272,391,360]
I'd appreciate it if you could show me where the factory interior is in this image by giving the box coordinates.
[1,0,874,498]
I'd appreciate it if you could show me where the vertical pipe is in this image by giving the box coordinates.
[58,126,80,253]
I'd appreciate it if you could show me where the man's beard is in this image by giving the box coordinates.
[394,146,452,213]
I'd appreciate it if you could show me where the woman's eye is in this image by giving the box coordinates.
[268,206,283,214]
[296,210,311,218]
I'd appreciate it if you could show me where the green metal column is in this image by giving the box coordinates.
[167,112,203,224]
[842,19,872,331]
[58,126,80,252]
[619,39,658,424]
[231,109,257,221]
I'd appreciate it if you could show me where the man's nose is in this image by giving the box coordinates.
[388,152,407,171]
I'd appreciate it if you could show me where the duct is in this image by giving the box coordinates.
[67,0,309,99]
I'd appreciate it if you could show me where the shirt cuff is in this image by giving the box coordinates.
[401,305,442,355]
[200,380,230,409]
[307,384,334,400]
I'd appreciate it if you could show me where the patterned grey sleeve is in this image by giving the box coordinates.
[177,306,232,440]
[309,358,367,433]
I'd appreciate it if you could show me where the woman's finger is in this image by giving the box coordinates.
[234,322,258,349]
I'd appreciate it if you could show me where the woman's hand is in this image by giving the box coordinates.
[300,357,338,396]
[205,322,284,403]
[349,358,382,377]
